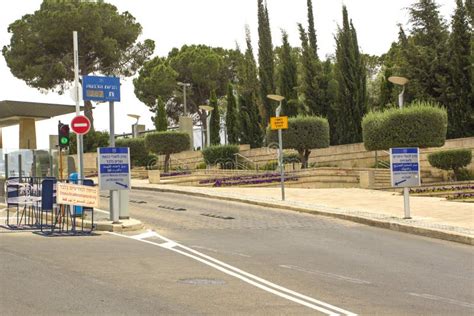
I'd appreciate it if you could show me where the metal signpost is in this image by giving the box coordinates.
[98,147,131,223]
[72,31,84,183]
[390,147,421,219]
[267,94,286,201]
[82,75,122,222]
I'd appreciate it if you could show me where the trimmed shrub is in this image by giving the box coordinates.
[267,115,329,168]
[145,131,190,172]
[115,138,149,167]
[202,144,239,169]
[362,102,447,151]
[260,160,278,171]
[428,149,472,181]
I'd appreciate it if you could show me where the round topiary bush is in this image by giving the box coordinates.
[267,115,329,168]
[428,149,472,181]
[202,144,239,169]
[362,102,447,151]
[115,138,149,167]
[145,131,190,172]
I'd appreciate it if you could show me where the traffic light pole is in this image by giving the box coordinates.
[73,31,84,184]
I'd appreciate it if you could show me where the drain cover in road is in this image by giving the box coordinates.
[200,213,234,220]
[178,278,226,285]
[159,205,186,211]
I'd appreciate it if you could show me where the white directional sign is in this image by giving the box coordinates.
[98,147,131,191]
[390,147,421,188]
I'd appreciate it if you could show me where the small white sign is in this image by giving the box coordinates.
[98,147,131,191]
[390,147,421,188]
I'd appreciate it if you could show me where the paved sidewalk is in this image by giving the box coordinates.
[132,179,474,245]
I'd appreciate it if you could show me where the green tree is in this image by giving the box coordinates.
[209,90,221,145]
[277,30,299,117]
[69,130,109,154]
[155,97,168,131]
[2,1,154,129]
[239,94,263,148]
[144,131,190,173]
[225,83,239,144]
[298,24,321,116]
[257,0,276,122]
[333,5,367,144]
[445,0,473,138]
[267,116,330,168]
[306,0,318,58]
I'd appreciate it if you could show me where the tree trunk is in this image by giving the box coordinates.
[299,149,311,169]
[164,154,170,173]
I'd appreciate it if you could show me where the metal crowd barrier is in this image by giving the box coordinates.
[3,176,95,236]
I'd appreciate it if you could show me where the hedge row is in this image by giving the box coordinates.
[115,138,150,167]
[202,144,239,167]
[428,149,472,172]
[362,102,447,151]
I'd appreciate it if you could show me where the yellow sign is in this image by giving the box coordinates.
[270,116,288,130]
[57,183,99,208]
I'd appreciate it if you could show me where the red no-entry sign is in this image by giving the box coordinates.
[71,115,91,135]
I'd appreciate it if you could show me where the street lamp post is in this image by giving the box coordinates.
[388,76,409,109]
[388,76,412,219]
[267,94,286,201]
[199,105,214,148]
[178,82,191,116]
[127,114,140,138]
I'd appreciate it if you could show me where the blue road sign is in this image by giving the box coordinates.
[390,147,421,188]
[97,147,130,191]
[82,76,120,102]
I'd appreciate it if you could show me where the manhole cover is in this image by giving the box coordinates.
[178,278,226,285]
[130,200,147,204]
[201,213,234,220]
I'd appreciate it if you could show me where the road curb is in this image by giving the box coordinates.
[133,186,473,246]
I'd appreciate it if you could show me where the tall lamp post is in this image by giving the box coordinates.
[388,76,412,219]
[199,105,214,148]
[267,94,286,201]
[388,76,409,108]
[178,82,191,116]
[127,114,140,138]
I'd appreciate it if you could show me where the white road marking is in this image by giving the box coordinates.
[130,231,157,240]
[94,208,109,215]
[191,245,251,258]
[280,264,371,285]
[110,230,357,316]
[408,292,474,309]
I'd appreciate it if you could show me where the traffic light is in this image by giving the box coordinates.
[58,122,70,148]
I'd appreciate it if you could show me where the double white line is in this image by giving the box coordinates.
[110,230,357,316]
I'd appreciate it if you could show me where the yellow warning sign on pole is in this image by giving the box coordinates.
[270,116,289,130]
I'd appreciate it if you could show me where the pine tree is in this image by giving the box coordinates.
[333,5,367,144]
[307,0,318,59]
[155,97,168,131]
[209,90,221,145]
[278,30,299,117]
[237,25,264,147]
[298,23,321,115]
[446,0,473,137]
[257,0,275,123]
[226,83,240,144]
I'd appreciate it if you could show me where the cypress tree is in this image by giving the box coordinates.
[226,83,240,144]
[239,94,263,148]
[209,90,221,145]
[278,30,299,117]
[333,5,367,144]
[307,0,318,59]
[298,23,321,116]
[446,0,473,137]
[155,97,168,131]
[257,0,275,122]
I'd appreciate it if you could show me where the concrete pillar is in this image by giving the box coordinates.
[179,116,194,150]
[19,118,37,149]
[49,135,58,149]
[0,128,3,149]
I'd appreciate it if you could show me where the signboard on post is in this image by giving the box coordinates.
[270,116,289,130]
[82,75,121,102]
[98,147,131,191]
[390,148,421,188]
[57,183,99,208]
[71,115,91,135]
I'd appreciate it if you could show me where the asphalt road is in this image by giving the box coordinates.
[1,190,473,315]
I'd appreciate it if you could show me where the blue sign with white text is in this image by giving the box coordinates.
[98,147,130,190]
[390,147,421,188]
[82,76,120,102]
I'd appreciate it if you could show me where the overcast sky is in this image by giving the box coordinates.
[0,0,456,149]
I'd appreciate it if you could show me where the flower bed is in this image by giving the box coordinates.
[199,172,288,185]
[446,193,474,200]
[410,185,474,194]
[213,175,299,187]
[160,170,191,178]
